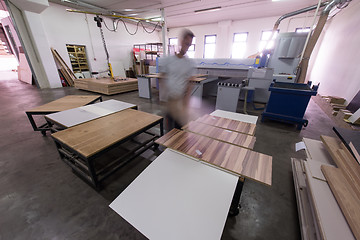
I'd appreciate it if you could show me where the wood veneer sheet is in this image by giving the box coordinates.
[156,129,272,185]
[182,121,256,149]
[195,114,256,135]
[322,165,360,240]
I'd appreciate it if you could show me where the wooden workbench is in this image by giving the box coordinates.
[110,110,271,239]
[51,109,163,189]
[26,95,102,135]
[74,77,138,95]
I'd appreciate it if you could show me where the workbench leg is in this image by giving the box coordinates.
[160,119,164,136]
[229,178,245,217]
[85,159,100,190]
[26,112,38,131]
[243,90,248,114]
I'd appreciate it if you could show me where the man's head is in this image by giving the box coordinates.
[179,28,195,56]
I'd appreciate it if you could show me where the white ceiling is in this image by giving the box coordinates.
[53,0,326,28]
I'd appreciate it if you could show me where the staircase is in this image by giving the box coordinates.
[0,24,11,55]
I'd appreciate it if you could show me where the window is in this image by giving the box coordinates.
[187,37,196,58]
[258,30,279,52]
[204,35,216,59]
[168,37,178,54]
[296,27,311,33]
[231,32,248,59]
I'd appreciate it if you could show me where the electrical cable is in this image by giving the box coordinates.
[102,17,160,35]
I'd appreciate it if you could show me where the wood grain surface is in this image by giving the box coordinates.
[52,109,162,158]
[27,95,101,112]
[195,114,256,135]
[321,165,360,240]
[320,135,360,200]
[155,129,272,185]
[182,121,256,149]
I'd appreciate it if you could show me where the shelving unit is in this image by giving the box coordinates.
[133,43,163,64]
[66,44,90,73]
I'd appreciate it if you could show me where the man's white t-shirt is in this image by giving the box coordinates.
[159,55,196,99]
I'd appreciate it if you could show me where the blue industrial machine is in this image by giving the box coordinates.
[261,81,319,130]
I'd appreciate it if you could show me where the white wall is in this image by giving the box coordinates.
[41,3,161,75]
[168,14,316,59]
[306,1,360,103]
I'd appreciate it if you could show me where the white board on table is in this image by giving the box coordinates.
[110,149,238,240]
[210,109,258,124]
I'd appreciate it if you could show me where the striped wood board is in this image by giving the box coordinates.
[195,114,256,135]
[182,121,256,149]
[321,165,360,240]
[155,129,272,186]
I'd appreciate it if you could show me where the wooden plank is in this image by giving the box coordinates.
[182,121,256,149]
[27,95,101,113]
[304,162,355,240]
[321,165,360,240]
[51,48,75,86]
[320,135,360,200]
[155,129,272,186]
[52,109,162,158]
[349,142,360,163]
[195,114,256,136]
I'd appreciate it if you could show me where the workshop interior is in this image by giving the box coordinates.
[1,0,360,239]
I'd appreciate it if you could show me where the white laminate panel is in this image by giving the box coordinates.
[304,162,355,240]
[110,149,238,240]
[210,109,258,124]
[45,100,135,128]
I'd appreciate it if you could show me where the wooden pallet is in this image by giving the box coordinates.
[74,77,138,95]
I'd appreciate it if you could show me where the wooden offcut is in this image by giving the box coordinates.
[182,121,256,149]
[74,77,138,95]
[52,109,162,158]
[321,165,360,240]
[155,129,272,186]
[195,114,256,135]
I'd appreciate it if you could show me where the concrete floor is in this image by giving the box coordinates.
[0,76,337,240]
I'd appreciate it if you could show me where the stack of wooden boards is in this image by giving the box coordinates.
[74,77,138,95]
[292,135,360,240]
[51,48,75,86]
[155,114,272,186]
[313,95,360,130]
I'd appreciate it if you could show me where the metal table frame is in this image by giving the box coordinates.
[52,118,164,190]
[26,96,102,136]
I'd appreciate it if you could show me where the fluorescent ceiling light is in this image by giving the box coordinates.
[194,6,221,13]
